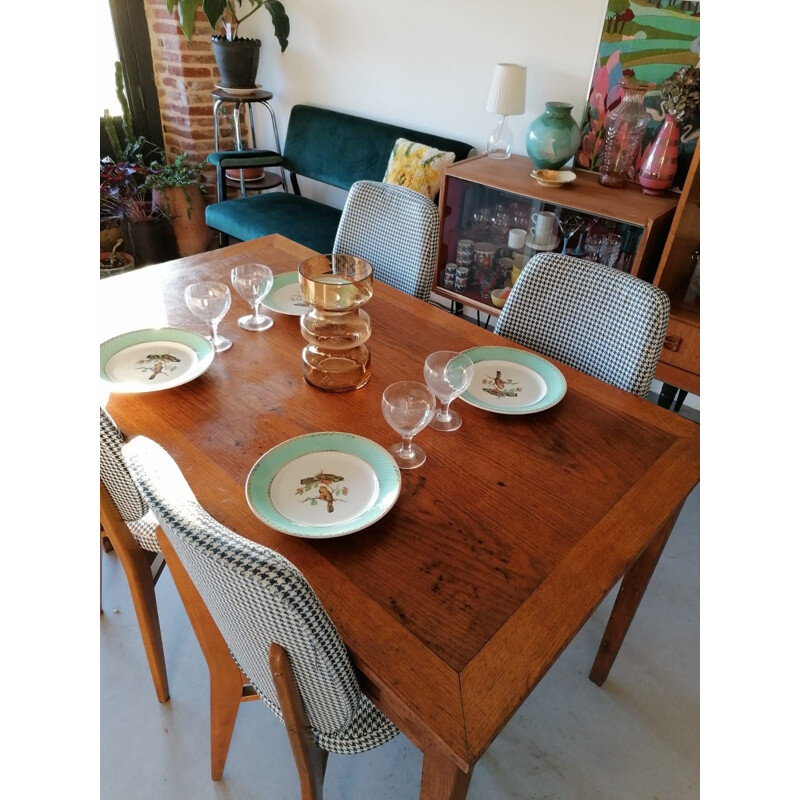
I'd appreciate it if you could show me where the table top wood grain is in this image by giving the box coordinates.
[101,235,699,789]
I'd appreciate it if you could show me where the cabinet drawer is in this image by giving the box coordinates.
[659,316,699,375]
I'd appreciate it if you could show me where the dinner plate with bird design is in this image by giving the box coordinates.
[246,432,401,538]
[460,346,566,415]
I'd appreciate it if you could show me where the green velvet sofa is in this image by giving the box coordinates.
[205,104,475,253]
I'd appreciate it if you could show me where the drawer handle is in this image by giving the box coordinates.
[663,334,682,352]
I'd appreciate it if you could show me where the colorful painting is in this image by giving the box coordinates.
[295,470,349,514]
[482,370,522,398]
[576,0,700,190]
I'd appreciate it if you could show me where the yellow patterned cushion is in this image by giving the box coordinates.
[382,138,456,199]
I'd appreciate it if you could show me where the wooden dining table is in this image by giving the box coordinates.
[101,234,700,799]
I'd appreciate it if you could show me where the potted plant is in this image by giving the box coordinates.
[101,155,179,267]
[101,61,172,263]
[101,238,136,273]
[146,153,213,257]
[166,1,290,89]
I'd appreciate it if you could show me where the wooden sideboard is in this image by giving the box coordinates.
[652,144,700,399]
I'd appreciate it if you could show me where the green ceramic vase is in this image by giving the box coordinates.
[526,102,581,170]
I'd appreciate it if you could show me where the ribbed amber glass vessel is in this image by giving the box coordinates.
[298,254,373,391]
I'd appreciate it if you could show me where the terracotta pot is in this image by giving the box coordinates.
[152,186,213,258]
[100,250,135,272]
[228,166,264,181]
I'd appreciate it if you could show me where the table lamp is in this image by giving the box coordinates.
[486,63,527,160]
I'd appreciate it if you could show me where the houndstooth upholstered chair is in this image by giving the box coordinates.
[495,252,670,398]
[332,179,439,301]
[99,407,169,702]
[121,435,399,798]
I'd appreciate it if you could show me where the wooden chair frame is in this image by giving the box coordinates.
[100,482,169,703]
[157,527,330,799]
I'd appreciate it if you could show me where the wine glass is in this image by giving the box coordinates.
[583,218,606,262]
[184,281,232,352]
[423,351,474,432]
[557,213,584,254]
[231,263,274,331]
[381,381,436,469]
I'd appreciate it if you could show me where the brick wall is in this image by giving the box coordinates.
[143,0,249,202]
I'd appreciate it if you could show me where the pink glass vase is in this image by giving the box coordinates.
[639,113,679,195]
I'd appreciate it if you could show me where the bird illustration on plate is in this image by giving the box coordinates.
[295,470,349,513]
[136,353,181,381]
[482,369,522,398]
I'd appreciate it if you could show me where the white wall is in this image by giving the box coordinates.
[245,0,606,206]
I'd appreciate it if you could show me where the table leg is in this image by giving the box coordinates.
[589,503,684,686]
[419,742,473,800]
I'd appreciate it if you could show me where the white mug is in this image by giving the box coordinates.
[531,212,556,245]
[508,227,526,250]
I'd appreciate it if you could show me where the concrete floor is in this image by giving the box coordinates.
[101,484,699,800]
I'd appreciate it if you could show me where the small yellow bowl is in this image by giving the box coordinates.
[511,265,522,285]
[491,288,509,308]
[530,169,577,188]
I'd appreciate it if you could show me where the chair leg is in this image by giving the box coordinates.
[208,658,247,781]
[101,486,170,702]
[270,643,328,800]
[118,543,170,703]
[157,528,245,781]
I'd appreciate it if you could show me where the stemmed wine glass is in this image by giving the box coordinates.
[184,281,232,352]
[381,381,436,469]
[231,263,274,331]
[557,213,584,254]
[423,351,474,432]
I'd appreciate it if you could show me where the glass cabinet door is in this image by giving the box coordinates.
[438,178,644,307]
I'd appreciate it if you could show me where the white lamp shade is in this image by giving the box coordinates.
[486,63,527,116]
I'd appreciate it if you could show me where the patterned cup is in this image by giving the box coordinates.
[454,266,469,292]
[443,262,457,288]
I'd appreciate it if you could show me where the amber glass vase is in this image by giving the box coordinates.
[298,254,373,391]
[599,79,652,188]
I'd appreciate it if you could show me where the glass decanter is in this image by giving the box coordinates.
[599,79,652,188]
[298,254,373,391]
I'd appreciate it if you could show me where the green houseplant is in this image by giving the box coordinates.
[166,1,290,88]
[101,61,178,266]
[146,153,213,257]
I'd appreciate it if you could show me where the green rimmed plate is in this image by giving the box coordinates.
[246,432,402,538]
[100,327,215,394]
[262,271,311,316]
[460,346,567,415]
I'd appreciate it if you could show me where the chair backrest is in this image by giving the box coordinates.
[282,104,475,191]
[100,407,150,523]
[495,252,670,398]
[333,180,439,301]
[120,435,364,737]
